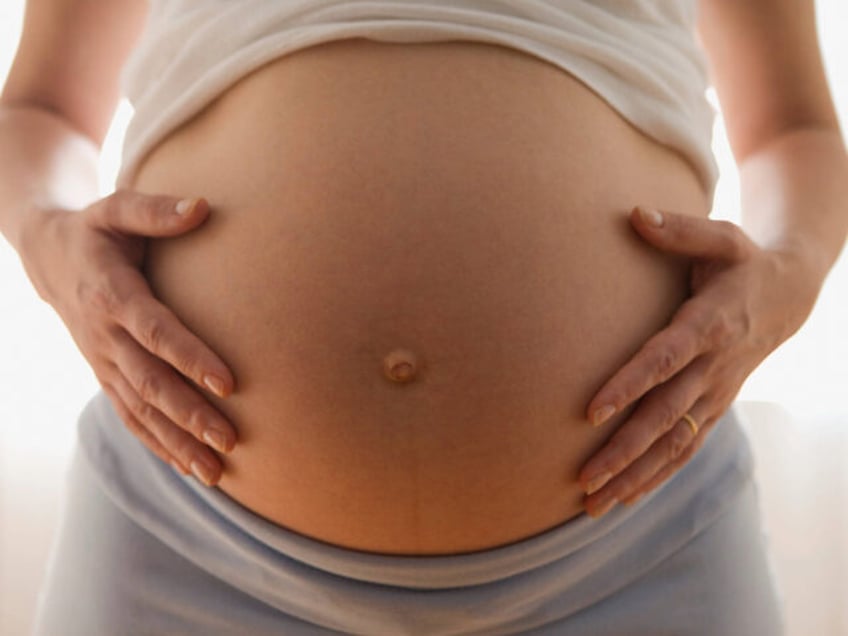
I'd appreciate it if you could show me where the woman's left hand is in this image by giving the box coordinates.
[579,205,822,517]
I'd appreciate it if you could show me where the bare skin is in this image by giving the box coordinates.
[0,0,848,551]
[579,0,848,513]
[127,38,708,553]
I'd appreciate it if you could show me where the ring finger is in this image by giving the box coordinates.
[623,413,717,505]
[580,356,711,496]
[108,366,223,486]
[101,381,182,471]
[588,404,706,516]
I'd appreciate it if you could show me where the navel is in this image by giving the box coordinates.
[382,348,420,384]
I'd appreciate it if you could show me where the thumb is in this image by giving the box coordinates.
[88,190,210,237]
[629,206,754,262]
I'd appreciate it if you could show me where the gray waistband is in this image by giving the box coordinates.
[76,390,754,632]
[78,390,753,589]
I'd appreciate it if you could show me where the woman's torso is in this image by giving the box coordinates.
[131,38,710,555]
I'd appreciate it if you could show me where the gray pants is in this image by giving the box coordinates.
[34,392,784,635]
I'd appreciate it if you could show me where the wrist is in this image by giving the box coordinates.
[0,105,100,252]
[738,125,848,281]
[765,240,831,348]
[17,205,69,304]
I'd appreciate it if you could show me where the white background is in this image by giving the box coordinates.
[1,1,847,511]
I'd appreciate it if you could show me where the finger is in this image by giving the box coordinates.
[580,357,708,495]
[629,206,755,263]
[109,265,235,400]
[108,370,223,487]
[110,327,236,454]
[620,416,715,506]
[585,406,705,516]
[100,382,184,473]
[587,299,711,426]
[87,190,211,238]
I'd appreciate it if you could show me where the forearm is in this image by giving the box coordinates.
[0,104,100,254]
[697,0,847,283]
[737,124,848,283]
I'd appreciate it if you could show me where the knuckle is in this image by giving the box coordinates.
[182,406,207,436]
[675,304,708,345]
[669,447,695,473]
[133,397,158,424]
[651,345,678,381]
[667,423,692,460]
[136,312,167,351]
[135,370,162,402]
[172,347,201,379]
[655,401,680,431]
[85,277,124,317]
[706,311,735,347]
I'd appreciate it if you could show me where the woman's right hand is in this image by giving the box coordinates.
[17,189,236,486]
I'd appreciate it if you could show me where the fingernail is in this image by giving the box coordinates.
[638,206,664,228]
[176,198,197,215]
[593,496,618,517]
[190,458,217,486]
[592,404,615,427]
[203,428,230,454]
[586,471,613,495]
[203,374,226,398]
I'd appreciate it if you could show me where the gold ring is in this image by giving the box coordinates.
[681,412,699,436]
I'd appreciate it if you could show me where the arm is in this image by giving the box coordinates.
[579,0,848,514]
[698,0,848,277]
[0,0,147,249]
[1,0,237,485]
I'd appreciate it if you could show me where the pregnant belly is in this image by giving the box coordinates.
[131,39,710,555]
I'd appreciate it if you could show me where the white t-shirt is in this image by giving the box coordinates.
[117,0,718,200]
